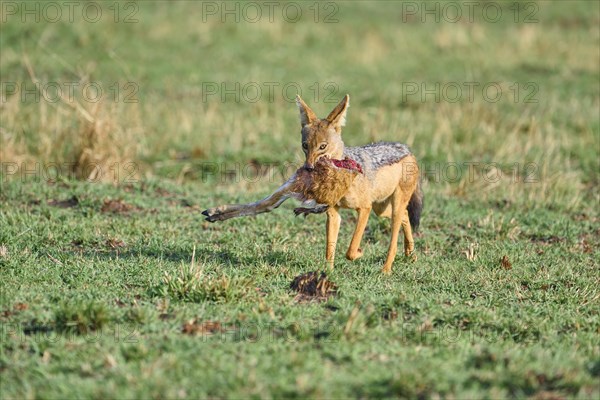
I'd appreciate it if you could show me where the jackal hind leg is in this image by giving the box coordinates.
[381,189,410,274]
[402,209,416,260]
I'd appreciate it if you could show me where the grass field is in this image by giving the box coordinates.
[1,1,599,398]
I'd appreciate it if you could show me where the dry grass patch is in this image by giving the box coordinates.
[1,66,145,183]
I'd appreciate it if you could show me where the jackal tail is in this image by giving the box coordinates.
[407,178,423,232]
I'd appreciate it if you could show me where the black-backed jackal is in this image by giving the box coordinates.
[203,95,423,274]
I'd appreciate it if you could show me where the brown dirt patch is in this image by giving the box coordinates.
[2,302,29,318]
[528,234,564,245]
[48,195,79,208]
[500,255,512,270]
[182,320,224,335]
[290,270,338,302]
[105,238,126,249]
[101,199,138,214]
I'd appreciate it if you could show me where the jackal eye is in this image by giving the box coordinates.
[302,142,308,150]
[319,143,327,150]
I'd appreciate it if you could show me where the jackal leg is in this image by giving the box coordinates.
[381,189,409,274]
[346,207,371,261]
[202,175,299,222]
[402,209,415,258]
[325,207,341,269]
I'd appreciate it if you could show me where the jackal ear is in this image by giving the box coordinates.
[326,94,349,129]
[296,95,317,127]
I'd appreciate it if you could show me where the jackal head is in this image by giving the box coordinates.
[295,94,349,171]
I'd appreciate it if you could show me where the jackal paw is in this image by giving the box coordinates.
[346,248,363,261]
[404,250,417,262]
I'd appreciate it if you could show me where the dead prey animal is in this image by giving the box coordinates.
[202,157,363,222]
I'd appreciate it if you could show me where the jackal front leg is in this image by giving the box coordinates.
[346,207,371,261]
[202,174,299,222]
[325,207,341,269]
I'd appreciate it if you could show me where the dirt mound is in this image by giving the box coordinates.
[101,199,138,214]
[290,271,338,302]
[182,320,224,336]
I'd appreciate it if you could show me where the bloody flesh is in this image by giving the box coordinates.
[331,158,363,174]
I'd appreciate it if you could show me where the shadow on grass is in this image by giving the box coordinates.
[62,245,310,271]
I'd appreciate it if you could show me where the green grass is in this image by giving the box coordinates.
[1,179,598,398]
[1,1,599,398]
